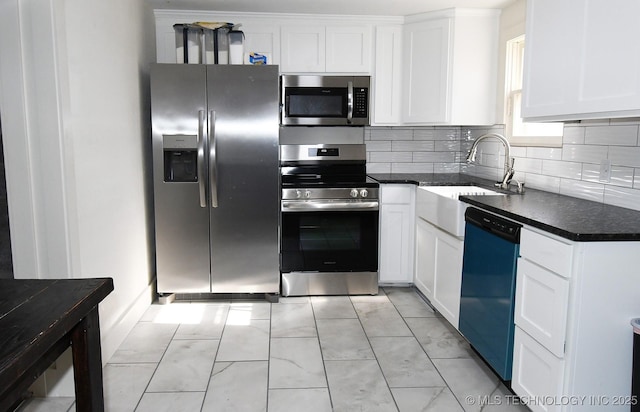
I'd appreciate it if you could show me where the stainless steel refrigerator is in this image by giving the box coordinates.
[150,63,280,295]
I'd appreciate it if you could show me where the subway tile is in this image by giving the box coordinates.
[585,125,639,146]
[370,128,413,141]
[434,128,460,140]
[562,125,585,144]
[583,164,634,187]
[476,151,500,168]
[541,160,582,180]
[366,163,391,174]
[604,186,640,211]
[434,163,460,173]
[609,146,640,168]
[370,151,413,163]
[513,157,543,174]
[523,173,561,193]
[392,163,435,173]
[413,128,436,140]
[435,140,461,152]
[526,147,563,160]
[392,140,435,152]
[561,144,608,164]
[413,152,456,163]
[510,146,527,157]
[559,179,605,203]
[365,141,392,152]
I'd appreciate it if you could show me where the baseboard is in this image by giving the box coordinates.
[101,279,156,364]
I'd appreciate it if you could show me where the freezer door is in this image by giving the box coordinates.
[206,65,280,293]
[151,64,211,293]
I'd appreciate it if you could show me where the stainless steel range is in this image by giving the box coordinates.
[279,141,379,296]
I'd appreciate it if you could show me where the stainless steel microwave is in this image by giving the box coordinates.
[280,75,370,126]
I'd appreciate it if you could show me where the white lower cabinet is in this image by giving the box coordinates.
[511,227,640,411]
[378,184,415,284]
[512,327,565,412]
[414,216,463,328]
[514,258,569,357]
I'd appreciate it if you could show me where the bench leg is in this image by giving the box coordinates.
[71,307,105,412]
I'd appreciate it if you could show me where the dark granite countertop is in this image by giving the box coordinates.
[368,173,640,242]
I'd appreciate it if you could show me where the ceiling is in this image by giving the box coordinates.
[146,0,517,17]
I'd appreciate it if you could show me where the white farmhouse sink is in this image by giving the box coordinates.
[416,186,505,237]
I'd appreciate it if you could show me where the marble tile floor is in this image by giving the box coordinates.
[17,287,529,412]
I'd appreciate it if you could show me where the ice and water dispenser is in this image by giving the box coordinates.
[163,135,198,182]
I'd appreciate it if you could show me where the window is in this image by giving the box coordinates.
[505,35,563,146]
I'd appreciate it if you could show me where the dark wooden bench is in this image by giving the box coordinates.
[0,278,114,411]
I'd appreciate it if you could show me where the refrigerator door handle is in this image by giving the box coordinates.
[197,110,207,208]
[209,110,219,208]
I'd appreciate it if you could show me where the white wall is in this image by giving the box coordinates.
[0,0,157,396]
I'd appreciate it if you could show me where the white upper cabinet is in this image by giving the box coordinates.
[280,24,372,73]
[402,9,500,125]
[522,0,640,121]
[372,25,403,125]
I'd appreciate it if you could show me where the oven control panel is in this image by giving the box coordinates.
[282,187,379,200]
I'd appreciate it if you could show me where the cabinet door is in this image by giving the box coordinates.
[372,25,402,125]
[379,204,414,283]
[325,25,371,73]
[415,217,436,299]
[523,0,640,121]
[514,258,569,357]
[512,327,565,412]
[432,229,463,329]
[280,25,326,72]
[402,18,451,124]
[242,23,280,65]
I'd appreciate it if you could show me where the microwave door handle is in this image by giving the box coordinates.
[347,80,354,124]
[209,110,219,208]
[197,110,207,208]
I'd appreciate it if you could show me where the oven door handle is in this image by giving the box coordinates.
[281,200,379,212]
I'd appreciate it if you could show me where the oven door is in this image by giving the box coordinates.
[280,202,379,273]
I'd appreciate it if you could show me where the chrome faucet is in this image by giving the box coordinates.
[466,133,523,192]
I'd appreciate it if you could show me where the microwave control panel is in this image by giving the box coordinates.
[353,88,369,118]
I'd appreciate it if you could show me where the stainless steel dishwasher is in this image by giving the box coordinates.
[459,207,522,381]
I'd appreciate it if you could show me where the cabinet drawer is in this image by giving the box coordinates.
[515,258,569,357]
[512,327,565,412]
[380,184,413,204]
[520,228,573,277]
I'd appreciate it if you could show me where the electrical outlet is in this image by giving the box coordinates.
[599,159,611,183]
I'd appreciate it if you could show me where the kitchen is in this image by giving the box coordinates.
[1,0,640,411]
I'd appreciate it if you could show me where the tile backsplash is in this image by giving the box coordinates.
[365,119,640,212]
